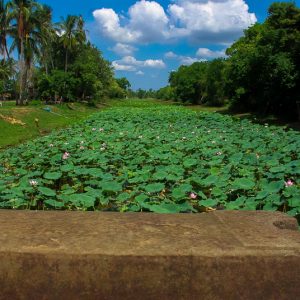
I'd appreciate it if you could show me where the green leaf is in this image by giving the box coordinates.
[145,183,165,193]
[263,202,277,211]
[117,193,131,202]
[44,200,64,208]
[61,164,74,172]
[149,203,181,213]
[101,181,123,193]
[199,199,218,207]
[171,187,187,200]
[183,158,198,168]
[44,172,62,180]
[262,181,284,193]
[288,197,300,208]
[38,187,56,197]
[69,194,95,207]
[232,178,255,190]
[135,194,148,203]
[201,175,218,186]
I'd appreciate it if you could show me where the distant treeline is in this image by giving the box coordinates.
[152,2,300,119]
[0,0,130,106]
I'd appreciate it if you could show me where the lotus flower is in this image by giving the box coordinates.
[29,180,38,187]
[285,180,294,187]
[62,152,70,160]
[189,192,197,199]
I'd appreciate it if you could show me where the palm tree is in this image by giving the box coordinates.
[0,0,11,61]
[35,4,55,74]
[58,15,86,72]
[9,0,46,105]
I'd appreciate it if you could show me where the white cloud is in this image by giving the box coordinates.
[93,1,169,44]
[165,51,178,59]
[143,59,166,68]
[165,51,206,65]
[93,0,257,45]
[196,48,226,58]
[112,62,137,71]
[111,43,137,56]
[136,71,144,75]
[112,56,166,72]
[169,0,257,44]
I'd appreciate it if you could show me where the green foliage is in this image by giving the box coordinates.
[169,62,208,104]
[226,2,300,118]
[116,77,131,91]
[156,86,175,101]
[37,70,79,102]
[155,2,300,120]
[0,1,123,104]
[0,100,299,217]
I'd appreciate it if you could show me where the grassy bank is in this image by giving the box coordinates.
[0,101,101,149]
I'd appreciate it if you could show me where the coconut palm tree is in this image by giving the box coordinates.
[9,0,48,104]
[57,15,86,72]
[35,4,55,74]
[0,0,11,61]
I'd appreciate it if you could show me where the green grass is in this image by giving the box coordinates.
[0,101,102,149]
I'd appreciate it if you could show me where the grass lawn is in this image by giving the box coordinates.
[0,101,103,149]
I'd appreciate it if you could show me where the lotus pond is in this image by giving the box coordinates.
[0,101,300,219]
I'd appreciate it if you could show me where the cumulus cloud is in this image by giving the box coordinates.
[165,51,206,65]
[196,48,226,58]
[169,0,257,44]
[93,0,257,45]
[112,62,137,71]
[112,56,166,72]
[111,43,137,56]
[136,71,144,75]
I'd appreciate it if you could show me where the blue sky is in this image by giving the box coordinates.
[40,0,299,90]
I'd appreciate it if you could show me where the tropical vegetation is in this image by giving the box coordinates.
[155,2,300,120]
[0,100,299,219]
[0,0,129,105]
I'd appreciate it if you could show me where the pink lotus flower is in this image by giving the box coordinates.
[80,146,84,150]
[285,180,294,187]
[99,128,104,132]
[189,192,197,199]
[62,152,70,160]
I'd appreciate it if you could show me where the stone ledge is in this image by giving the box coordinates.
[0,210,299,299]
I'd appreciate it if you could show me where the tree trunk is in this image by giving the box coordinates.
[65,49,68,72]
[17,38,25,106]
[4,41,9,60]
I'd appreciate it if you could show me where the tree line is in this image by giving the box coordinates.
[155,2,300,120]
[0,0,130,105]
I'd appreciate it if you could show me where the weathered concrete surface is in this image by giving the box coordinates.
[0,210,299,300]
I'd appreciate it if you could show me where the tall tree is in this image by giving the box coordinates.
[57,15,86,72]
[0,0,11,61]
[35,4,54,75]
[9,0,37,104]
